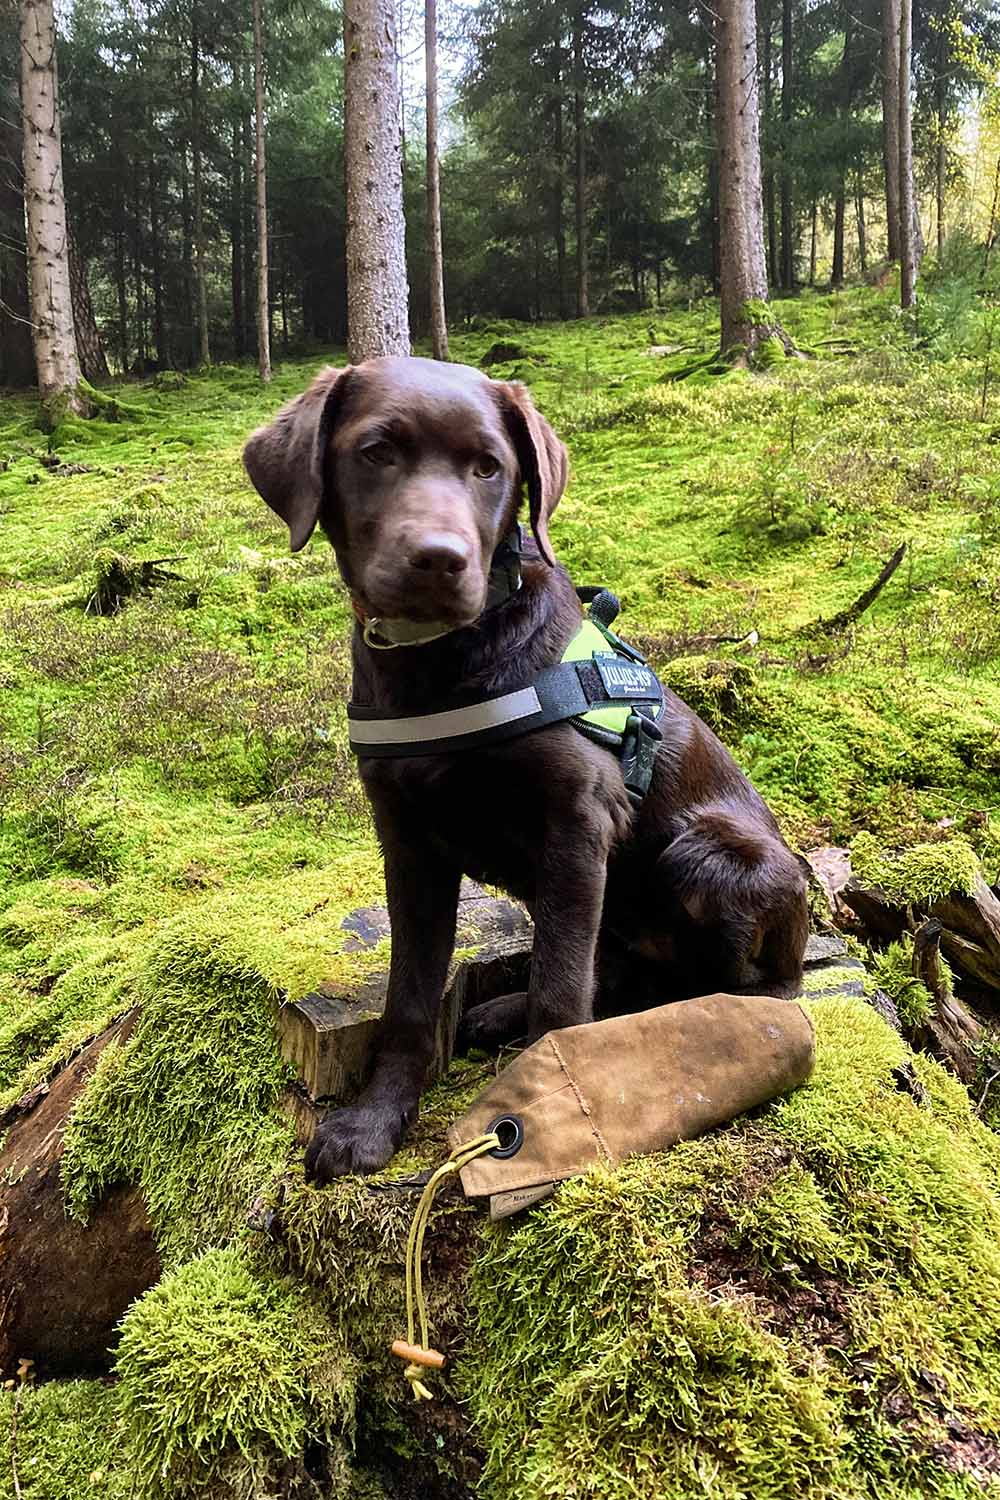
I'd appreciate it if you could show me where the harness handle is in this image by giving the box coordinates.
[576,586,621,629]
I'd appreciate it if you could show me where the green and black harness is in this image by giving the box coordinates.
[347,540,665,802]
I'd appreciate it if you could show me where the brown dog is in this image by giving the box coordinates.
[244,357,808,1184]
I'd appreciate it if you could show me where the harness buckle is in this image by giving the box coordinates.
[620,712,661,804]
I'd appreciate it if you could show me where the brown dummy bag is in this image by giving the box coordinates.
[447,992,816,1217]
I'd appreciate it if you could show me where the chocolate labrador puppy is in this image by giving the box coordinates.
[244,357,808,1184]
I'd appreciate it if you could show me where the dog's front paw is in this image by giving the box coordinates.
[458,990,529,1052]
[304,1102,410,1185]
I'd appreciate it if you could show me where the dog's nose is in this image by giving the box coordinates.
[408,532,471,577]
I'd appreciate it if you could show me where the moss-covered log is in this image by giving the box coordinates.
[0,1011,160,1374]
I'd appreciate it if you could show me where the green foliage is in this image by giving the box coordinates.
[115,1248,356,1500]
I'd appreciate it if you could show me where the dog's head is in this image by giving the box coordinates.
[243,356,568,630]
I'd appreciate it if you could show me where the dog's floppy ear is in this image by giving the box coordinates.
[243,365,353,552]
[493,381,568,567]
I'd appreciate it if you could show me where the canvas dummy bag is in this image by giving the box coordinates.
[391,991,816,1398]
[447,991,816,1217]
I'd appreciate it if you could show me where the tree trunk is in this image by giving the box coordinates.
[856,168,868,274]
[762,0,778,287]
[191,5,210,366]
[553,49,567,320]
[149,162,168,366]
[343,0,410,362]
[716,0,782,358]
[69,234,108,382]
[253,0,272,382]
[180,147,194,365]
[114,228,128,372]
[831,1,852,289]
[882,0,901,262]
[424,0,448,360]
[809,198,817,284]
[935,43,946,261]
[0,117,35,387]
[242,88,256,353]
[18,0,83,412]
[898,0,915,309]
[231,118,245,357]
[572,9,588,318]
[779,0,794,288]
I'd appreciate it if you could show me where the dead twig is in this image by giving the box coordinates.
[804,541,906,636]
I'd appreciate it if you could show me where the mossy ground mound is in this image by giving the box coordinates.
[2,287,999,1496]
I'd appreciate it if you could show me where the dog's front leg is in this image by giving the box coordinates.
[524,801,616,1041]
[305,813,461,1184]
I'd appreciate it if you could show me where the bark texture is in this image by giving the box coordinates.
[716,0,776,357]
[424,0,449,360]
[253,0,272,382]
[343,0,410,362]
[898,0,916,309]
[882,0,901,262]
[18,0,82,408]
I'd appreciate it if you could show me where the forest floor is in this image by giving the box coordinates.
[1,282,999,1499]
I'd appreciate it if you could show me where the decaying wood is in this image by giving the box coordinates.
[910,919,982,1083]
[0,1010,161,1375]
[930,876,1000,991]
[805,542,906,636]
[840,879,909,944]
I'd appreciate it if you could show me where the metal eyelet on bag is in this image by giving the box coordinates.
[486,1114,524,1159]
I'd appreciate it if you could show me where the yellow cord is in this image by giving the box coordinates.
[393,1132,501,1402]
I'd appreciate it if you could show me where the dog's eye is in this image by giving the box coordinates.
[474,455,501,479]
[361,441,396,467]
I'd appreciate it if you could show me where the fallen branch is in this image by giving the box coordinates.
[805,542,907,636]
[910,919,982,1083]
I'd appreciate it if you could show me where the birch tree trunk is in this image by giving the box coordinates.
[882,0,901,262]
[424,0,448,360]
[18,0,83,414]
[253,0,271,382]
[572,8,589,318]
[191,4,210,366]
[898,0,916,309]
[716,0,785,358]
[343,0,410,362]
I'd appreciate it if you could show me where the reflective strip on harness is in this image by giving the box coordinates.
[347,686,543,748]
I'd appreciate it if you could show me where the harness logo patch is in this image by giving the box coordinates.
[594,654,660,700]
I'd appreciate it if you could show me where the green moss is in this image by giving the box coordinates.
[851,833,981,906]
[869,936,941,1029]
[658,656,772,739]
[115,1247,356,1500]
[59,875,388,1265]
[0,1380,131,1500]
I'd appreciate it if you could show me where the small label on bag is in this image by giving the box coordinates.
[488,1182,558,1220]
[594,655,660,701]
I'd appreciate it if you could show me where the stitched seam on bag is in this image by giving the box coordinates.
[546,1035,613,1165]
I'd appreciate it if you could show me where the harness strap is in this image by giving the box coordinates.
[347,589,665,801]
